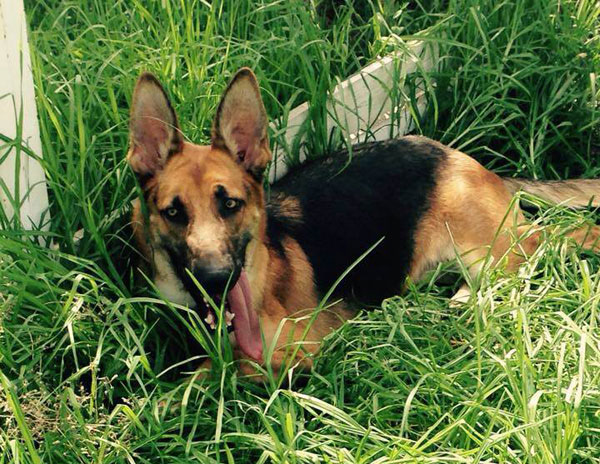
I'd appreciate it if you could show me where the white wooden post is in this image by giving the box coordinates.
[269,40,437,183]
[0,0,49,229]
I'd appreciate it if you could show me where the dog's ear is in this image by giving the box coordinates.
[127,73,182,179]
[212,68,270,179]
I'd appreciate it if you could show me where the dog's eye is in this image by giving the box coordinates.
[219,197,243,217]
[161,200,188,224]
[225,199,239,210]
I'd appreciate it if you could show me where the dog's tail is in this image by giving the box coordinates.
[503,178,600,208]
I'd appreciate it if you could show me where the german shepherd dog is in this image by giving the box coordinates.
[128,68,600,374]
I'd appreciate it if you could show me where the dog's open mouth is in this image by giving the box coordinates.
[199,269,262,361]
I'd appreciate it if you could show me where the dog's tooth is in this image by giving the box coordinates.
[225,311,235,327]
[204,311,216,330]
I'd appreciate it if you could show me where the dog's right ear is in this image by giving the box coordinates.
[127,73,182,179]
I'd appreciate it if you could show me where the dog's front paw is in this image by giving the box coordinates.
[449,285,471,308]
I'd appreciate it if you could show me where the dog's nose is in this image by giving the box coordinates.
[191,265,233,294]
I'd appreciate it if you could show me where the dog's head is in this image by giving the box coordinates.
[127,69,270,360]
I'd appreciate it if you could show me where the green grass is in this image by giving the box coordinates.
[1,0,600,462]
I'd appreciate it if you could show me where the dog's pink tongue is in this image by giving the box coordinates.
[227,270,262,361]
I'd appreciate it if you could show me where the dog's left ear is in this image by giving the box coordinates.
[212,68,270,179]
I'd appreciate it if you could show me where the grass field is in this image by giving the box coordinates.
[1,0,600,462]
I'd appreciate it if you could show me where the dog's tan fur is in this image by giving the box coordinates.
[128,69,600,375]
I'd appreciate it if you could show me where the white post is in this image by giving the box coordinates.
[269,40,437,183]
[0,0,49,229]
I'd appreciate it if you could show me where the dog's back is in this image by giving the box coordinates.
[268,138,445,302]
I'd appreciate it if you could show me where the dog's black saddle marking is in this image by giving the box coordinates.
[267,138,445,304]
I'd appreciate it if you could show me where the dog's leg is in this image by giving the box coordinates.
[234,314,317,380]
[235,348,315,380]
[565,224,600,251]
[447,221,600,306]
[484,221,600,272]
[449,283,472,307]
[234,301,352,380]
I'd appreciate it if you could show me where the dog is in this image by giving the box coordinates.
[127,67,600,375]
